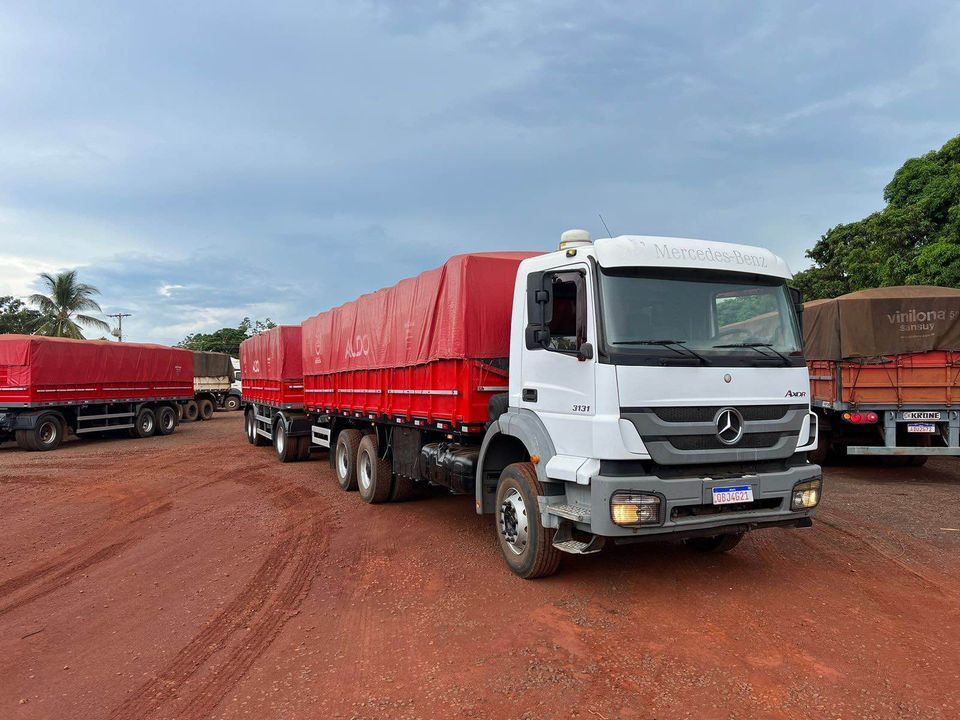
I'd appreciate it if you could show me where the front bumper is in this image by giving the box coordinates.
[584,463,821,538]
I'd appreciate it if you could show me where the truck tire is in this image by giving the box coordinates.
[357,434,392,504]
[249,409,269,446]
[130,408,156,438]
[198,398,215,421]
[15,413,64,451]
[274,421,298,463]
[176,403,184,421]
[296,435,312,461]
[183,400,199,422]
[335,430,362,491]
[223,395,241,411]
[389,472,415,502]
[244,409,255,444]
[685,532,744,554]
[156,405,177,436]
[495,462,562,579]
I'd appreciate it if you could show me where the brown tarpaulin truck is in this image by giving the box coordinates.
[804,285,960,465]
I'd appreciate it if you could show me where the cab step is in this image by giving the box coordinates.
[552,536,605,555]
[545,503,591,523]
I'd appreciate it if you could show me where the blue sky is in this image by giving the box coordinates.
[1,1,959,345]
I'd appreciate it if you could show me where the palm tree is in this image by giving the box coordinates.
[30,270,112,339]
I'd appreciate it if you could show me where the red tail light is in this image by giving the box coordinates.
[842,411,879,424]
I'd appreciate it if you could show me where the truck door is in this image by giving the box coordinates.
[521,265,596,457]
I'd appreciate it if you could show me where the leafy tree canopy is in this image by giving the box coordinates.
[30,270,111,338]
[793,134,960,300]
[178,317,277,355]
[0,296,43,334]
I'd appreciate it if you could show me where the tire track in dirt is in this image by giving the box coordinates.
[108,477,329,720]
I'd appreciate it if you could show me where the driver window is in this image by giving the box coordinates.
[546,272,586,353]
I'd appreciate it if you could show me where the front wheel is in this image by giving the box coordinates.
[223,395,241,411]
[495,463,561,579]
[685,532,744,554]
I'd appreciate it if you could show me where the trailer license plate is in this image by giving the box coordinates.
[712,486,753,505]
[907,423,936,433]
[903,411,941,421]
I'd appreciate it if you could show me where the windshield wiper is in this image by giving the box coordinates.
[713,342,791,366]
[612,339,710,365]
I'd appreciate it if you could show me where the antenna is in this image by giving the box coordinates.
[598,213,614,238]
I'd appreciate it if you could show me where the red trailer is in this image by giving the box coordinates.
[300,252,536,498]
[240,326,310,461]
[0,335,193,451]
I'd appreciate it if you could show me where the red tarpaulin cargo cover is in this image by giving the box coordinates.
[0,335,194,407]
[239,326,304,408]
[301,252,538,428]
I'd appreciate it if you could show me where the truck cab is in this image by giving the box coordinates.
[478,231,822,577]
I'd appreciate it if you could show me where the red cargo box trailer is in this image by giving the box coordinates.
[240,326,311,461]
[804,286,960,464]
[301,253,535,428]
[0,335,193,451]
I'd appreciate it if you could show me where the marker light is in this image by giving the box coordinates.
[791,478,822,510]
[610,491,661,527]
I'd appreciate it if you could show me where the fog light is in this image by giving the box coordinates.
[611,491,661,526]
[791,478,821,510]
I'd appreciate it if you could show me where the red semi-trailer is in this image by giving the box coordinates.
[240,325,311,461]
[0,335,193,451]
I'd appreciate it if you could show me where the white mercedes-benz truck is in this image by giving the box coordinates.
[476,231,821,577]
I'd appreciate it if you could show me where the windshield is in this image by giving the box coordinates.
[598,268,803,366]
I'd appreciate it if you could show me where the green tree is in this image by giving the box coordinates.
[0,296,42,334]
[794,133,960,299]
[178,317,277,355]
[29,270,111,338]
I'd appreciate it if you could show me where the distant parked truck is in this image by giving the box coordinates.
[181,351,242,421]
[805,286,960,465]
[240,326,311,461]
[0,335,193,451]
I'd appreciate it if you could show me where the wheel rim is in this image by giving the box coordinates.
[358,451,372,491]
[337,443,349,479]
[499,488,528,555]
[38,421,57,445]
[141,414,154,433]
[161,411,174,431]
[277,427,285,453]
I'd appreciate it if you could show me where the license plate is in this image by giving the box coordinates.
[712,486,754,505]
[907,423,936,433]
[903,411,941,421]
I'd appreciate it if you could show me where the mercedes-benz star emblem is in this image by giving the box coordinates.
[715,407,744,445]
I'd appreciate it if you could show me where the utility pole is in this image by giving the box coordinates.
[108,313,132,342]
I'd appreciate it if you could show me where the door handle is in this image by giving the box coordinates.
[522,388,538,403]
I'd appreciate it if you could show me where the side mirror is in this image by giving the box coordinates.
[788,286,804,334]
[578,342,594,362]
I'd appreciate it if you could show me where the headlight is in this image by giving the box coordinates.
[611,491,661,526]
[791,478,821,510]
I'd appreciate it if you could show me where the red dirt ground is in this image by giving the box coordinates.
[2,413,958,719]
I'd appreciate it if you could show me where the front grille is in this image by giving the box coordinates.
[672,498,782,518]
[667,432,786,451]
[650,405,793,423]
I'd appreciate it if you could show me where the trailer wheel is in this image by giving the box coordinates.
[223,395,241,411]
[357,434,392,504]
[248,408,269,446]
[296,435,312,461]
[156,406,177,436]
[16,413,64,452]
[685,532,744,554]
[183,400,199,422]
[198,398,215,421]
[389,473,415,502]
[244,409,255,444]
[335,430,362,490]
[495,462,561,579]
[130,408,157,438]
[274,421,299,463]
[176,403,184,421]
